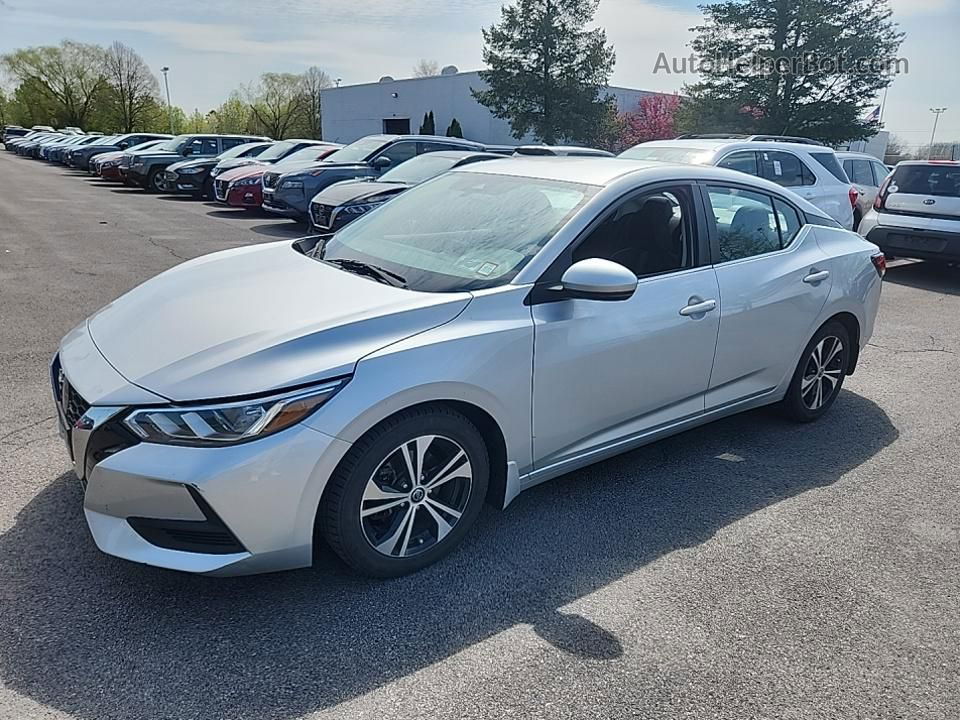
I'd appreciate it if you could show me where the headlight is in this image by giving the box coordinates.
[178,166,204,175]
[341,201,385,216]
[282,179,304,189]
[210,168,221,176]
[235,176,261,186]
[123,379,347,446]
[132,158,144,167]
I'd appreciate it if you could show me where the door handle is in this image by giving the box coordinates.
[679,299,717,317]
[803,269,830,284]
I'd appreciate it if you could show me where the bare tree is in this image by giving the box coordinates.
[412,59,441,78]
[300,66,333,139]
[247,72,309,139]
[103,42,160,132]
[2,40,107,127]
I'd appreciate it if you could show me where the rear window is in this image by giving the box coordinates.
[618,145,714,164]
[890,165,960,198]
[809,152,849,183]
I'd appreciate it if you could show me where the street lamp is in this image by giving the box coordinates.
[160,66,174,134]
[928,107,947,159]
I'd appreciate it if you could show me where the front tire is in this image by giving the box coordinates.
[780,321,851,422]
[320,406,489,577]
[144,167,165,193]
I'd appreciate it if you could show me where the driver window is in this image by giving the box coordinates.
[572,187,694,278]
[375,141,417,167]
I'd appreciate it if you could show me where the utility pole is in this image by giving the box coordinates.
[928,107,947,159]
[161,66,174,134]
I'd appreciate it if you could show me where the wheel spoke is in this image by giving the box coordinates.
[801,374,818,392]
[426,496,463,520]
[815,379,824,408]
[822,371,840,390]
[363,482,405,503]
[813,339,825,370]
[423,502,454,542]
[397,505,419,556]
[425,455,471,491]
[360,497,406,517]
[375,505,415,556]
[823,338,843,368]
[400,443,418,486]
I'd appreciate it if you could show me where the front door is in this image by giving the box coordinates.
[531,185,721,470]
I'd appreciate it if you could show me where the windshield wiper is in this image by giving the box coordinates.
[325,258,407,287]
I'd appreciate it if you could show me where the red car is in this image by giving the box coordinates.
[92,150,125,179]
[213,145,341,209]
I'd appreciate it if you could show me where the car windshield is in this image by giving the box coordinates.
[255,141,297,161]
[315,171,597,292]
[891,165,960,198]
[151,135,188,152]
[320,136,389,164]
[280,147,328,164]
[618,145,714,164]
[378,154,463,185]
[218,142,265,159]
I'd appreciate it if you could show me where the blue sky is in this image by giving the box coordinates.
[1,0,957,149]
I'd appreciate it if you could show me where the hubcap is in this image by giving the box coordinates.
[360,434,472,558]
[801,336,844,410]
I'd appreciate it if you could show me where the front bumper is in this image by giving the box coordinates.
[226,185,264,207]
[52,344,353,576]
[163,170,207,194]
[262,187,307,218]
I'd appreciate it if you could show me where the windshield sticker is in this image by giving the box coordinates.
[477,262,499,277]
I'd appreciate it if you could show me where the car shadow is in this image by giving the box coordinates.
[248,222,308,238]
[0,391,896,719]
[109,188,145,195]
[885,260,960,296]
[156,195,200,202]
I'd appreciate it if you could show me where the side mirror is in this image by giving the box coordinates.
[557,258,637,301]
[182,146,194,156]
[372,156,392,170]
[118,141,129,149]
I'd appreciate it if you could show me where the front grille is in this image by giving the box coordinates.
[214,179,228,201]
[311,203,333,229]
[262,172,279,189]
[53,359,90,428]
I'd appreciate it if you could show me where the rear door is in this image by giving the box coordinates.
[704,183,832,409]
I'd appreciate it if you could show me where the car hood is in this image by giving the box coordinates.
[76,143,118,154]
[86,241,472,402]
[168,157,215,173]
[280,161,368,179]
[314,180,411,206]
[216,158,265,172]
[220,165,266,182]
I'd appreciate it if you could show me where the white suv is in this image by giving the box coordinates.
[858,161,960,263]
[619,135,856,229]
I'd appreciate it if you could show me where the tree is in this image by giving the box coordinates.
[247,72,308,139]
[103,42,160,132]
[0,88,8,127]
[209,91,253,134]
[472,0,616,144]
[2,41,107,128]
[681,0,904,144]
[419,110,436,134]
[413,59,441,78]
[620,94,682,147]
[446,118,463,138]
[300,65,333,139]
[187,108,209,133]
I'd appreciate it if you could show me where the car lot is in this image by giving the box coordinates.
[1,150,960,718]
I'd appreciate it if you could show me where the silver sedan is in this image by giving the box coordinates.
[52,158,885,577]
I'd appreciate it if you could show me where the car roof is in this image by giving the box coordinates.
[893,160,960,167]
[416,150,500,161]
[836,151,885,160]
[636,138,833,154]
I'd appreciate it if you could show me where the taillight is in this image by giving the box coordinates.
[848,186,859,208]
[871,252,886,278]
[874,177,892,210]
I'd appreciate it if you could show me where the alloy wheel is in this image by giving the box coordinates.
[801,335,844,410]
[360,434,473,558]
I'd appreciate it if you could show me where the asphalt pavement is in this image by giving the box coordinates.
[1,150,958,720]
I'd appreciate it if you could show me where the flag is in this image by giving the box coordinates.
[862,105,881,124]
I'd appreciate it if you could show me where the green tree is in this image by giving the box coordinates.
[445,117,463,138]
[102,41,160,132]
[247,72,308,139]
[681,0,904,143]
[209,91,253,133]
[419,110,436,134]
[472,0,615,144]
[2,41,107,128]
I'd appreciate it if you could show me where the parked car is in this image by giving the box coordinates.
[7,131,58,154]
[93,139,171,179]
[308,150,502,232]
[858,160,960,263]
[123,133,271,191]
[514,145,614,157]
[52,157,883,577]
[619,135,857,229]
[262,134,489,220]
[36,134,86,160]
[1,125,29,144]
[836,151,892,229]
[28,133,73,158]
[50,135,117,163]
[162,141,273,198]
[213,145,343,209]
[66,132,172,170]
[210,139,340,179]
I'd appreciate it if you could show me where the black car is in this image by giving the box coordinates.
[308,150,501,232]
[125,134,271,192]
[66,132,172,171]
[163,141,273,198]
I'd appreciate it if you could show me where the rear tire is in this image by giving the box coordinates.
[780,321,851,423]
[320,405,489,577]
[144,167,164,193]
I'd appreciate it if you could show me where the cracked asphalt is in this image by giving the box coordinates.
[1,149,960,720]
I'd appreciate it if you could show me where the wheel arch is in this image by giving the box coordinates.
[823,311,861,374]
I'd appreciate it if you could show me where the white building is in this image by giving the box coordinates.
[320,67,662,146]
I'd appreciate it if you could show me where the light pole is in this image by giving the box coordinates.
[928,107,947,159]
[161,66,173,134]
